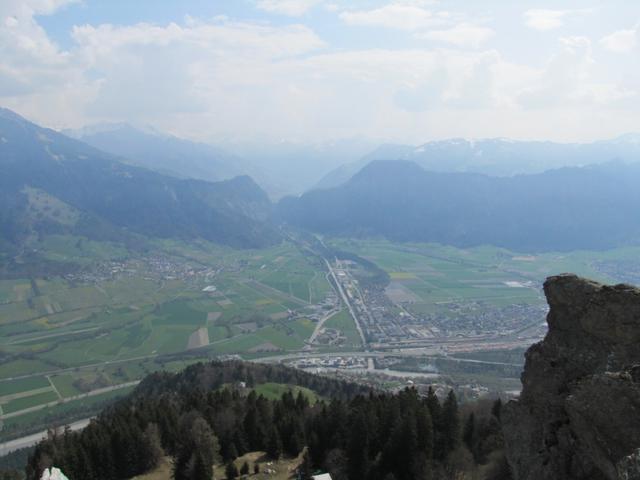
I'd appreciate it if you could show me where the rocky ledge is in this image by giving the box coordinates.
[503,274,640,480]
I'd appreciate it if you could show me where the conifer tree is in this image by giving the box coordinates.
[346,410,370,480]
[266,427,282,459]
[225,461,239,479]
[439,390,460,460]
[492,398,503,420]
[463,413,475,451]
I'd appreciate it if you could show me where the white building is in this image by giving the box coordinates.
[312,474,333,480]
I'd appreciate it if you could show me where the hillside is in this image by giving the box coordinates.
[0,108,279,251]
[64,123,252,184]
[279,159,640,252]
[315,135,640,190]
[23,360,507,480]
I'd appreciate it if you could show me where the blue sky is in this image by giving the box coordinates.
[1,1,639,144]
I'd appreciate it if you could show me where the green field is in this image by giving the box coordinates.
[323,309,362,347]
[2,390,59,414]
[252,382,320,403]
[0,236,334,422]
[0,376,50,397]
[329,239,640,320]
[50,374,85,398]
[0,385,136,441]
[3,231,640,428]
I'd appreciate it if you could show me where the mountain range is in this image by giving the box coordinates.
[315,135,640,190]
[0,108,279,252]
[66,125,375,199]
[7,106,640,254]
[64,123,254,185]
[279,159,640,251]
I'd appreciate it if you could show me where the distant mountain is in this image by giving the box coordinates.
[0,108,279,250]
[63,123,251,184]
[278,159,640,251]
[314,136,640,190]
[226,137,377,197]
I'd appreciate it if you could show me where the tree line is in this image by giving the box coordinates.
[23,361,509,480]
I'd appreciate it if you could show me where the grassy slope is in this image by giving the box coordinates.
[133,451,305,480]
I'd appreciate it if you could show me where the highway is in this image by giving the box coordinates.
[324,258,368,346]
[0,418,92,457]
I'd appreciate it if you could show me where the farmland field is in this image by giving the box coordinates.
[3,232,640,435]
[323,309,362,348]
[0,236,334,427]
[329,239,640,317]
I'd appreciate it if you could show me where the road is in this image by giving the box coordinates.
[257,350,523,368]
[0,355,157,384]
[0,418,92,457]
[306,306,340,347]
[324,258,367,346]
[0,381,139,420]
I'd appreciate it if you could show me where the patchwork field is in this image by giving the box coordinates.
[0,236,333,431]
[329,239,640,324]
[4,233,640,438]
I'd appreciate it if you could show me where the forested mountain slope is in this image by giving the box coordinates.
[280,160,640,252]
[24,361,506,480]
[0,108,279,250]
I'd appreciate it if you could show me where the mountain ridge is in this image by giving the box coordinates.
[0,108,280,250]
[314,134,640,190]
[63,122,252,184]
[279,159,640,252]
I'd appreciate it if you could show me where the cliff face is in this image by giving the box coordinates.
[503,274,640,480]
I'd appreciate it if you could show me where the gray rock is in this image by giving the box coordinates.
[503,274,640,480]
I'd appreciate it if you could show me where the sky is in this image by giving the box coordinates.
[1,0,639,145]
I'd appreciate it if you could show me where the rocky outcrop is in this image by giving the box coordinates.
[503,274,640,480]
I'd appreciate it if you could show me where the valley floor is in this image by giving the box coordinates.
[3,234,639,443]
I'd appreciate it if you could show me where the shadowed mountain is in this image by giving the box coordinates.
[279,159,640,252]
[0,108,279,250]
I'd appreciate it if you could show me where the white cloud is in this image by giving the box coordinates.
[67,19,326,122]
[339,4,445,31]
[72,19,325,61]
[524,9,568,31]
[417,23,494,48]
[0,0,78,95]
[339,3,491,49]
[600,27,638,53]
[518,36,636,109]
[256,0,321,17]
[1,1,640,144]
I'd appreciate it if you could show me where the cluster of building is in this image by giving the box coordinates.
[63,255,219,285]
[291,356,368,370]
[331,257,549,350]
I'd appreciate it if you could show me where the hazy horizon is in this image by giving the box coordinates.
[2,0,640,146]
